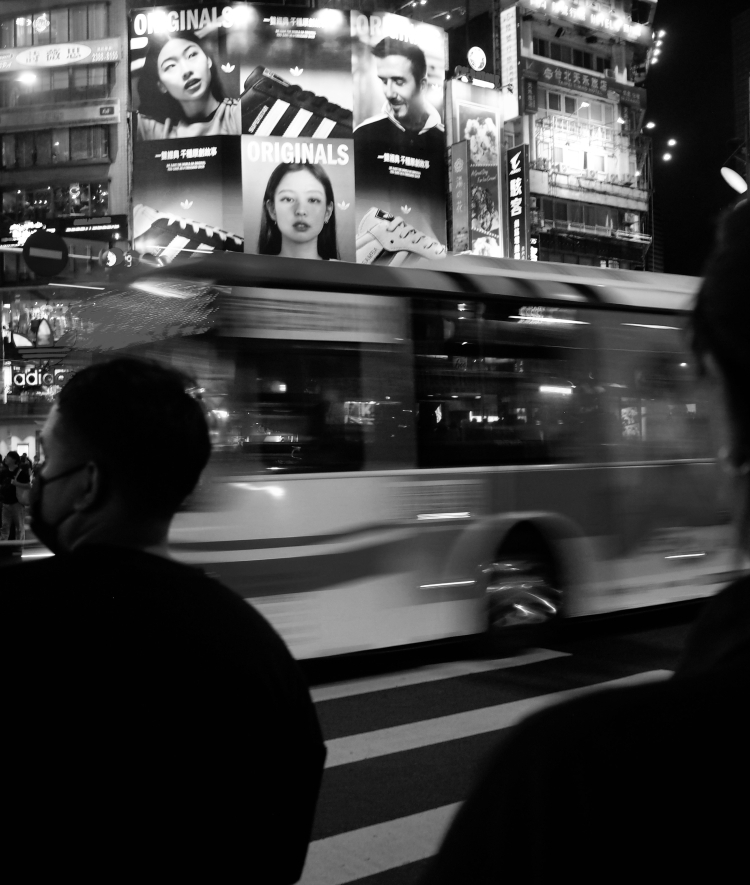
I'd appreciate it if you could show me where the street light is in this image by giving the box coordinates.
[668,139,676,146]
[663,153,672,161]
[720,141,748,194]
[645,122,655,129]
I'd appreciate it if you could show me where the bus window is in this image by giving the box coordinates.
[597,315,714,460]
[411,297,601,467]
[206,338,416,474]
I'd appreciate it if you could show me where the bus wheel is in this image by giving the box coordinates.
[482,550,562,635]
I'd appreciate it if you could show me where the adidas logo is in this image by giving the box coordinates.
[289,66,303,76]
[401,205,412,215]
[180,200,193,210]
[221,63,235,73]
[337,201,350,210]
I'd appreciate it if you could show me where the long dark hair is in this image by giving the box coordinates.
[258,163,340,260]
[137,30,226,124]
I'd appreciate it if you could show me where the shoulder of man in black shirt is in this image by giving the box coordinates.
[2,546,326,883]
[420,578,750,885]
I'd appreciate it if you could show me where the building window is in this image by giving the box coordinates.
[0,64,113,107]
[0,4,109,48]
[533,36,607,75]
[2,180,109,223]
[0,126,109,170]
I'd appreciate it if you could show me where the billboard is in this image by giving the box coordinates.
[506,144,530,261]
[129,5,446,266]
[351,12,447,260]
[446,80,504,256]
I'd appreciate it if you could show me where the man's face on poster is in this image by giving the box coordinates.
[376,54,426,126]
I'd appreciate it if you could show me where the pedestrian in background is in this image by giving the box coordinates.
[1,357,325,883]
[420,199,750,885]
[0,450,31,544]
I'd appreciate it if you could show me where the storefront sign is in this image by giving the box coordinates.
[519,0,652,46]
[522,78,538,114]
[500,6,520,100]
[46,215,129,243]
[521,57,647,109]
[506,144,530,261]
[0,37,121,72]
[0,101,121,132]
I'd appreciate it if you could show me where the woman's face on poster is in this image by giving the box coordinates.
[267,170,332,247]
[157,38,212,104]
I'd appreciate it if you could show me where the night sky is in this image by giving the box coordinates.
[647,0,748,276]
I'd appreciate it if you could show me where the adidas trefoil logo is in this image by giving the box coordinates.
[400,205,412,215]
[221,63,235,73]
[337,201,350,210]
[289,66,303,76]
[180,199,193,209]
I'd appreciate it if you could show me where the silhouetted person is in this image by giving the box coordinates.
[1,358,325,882]
[0,450,31,544]
[420,200,750,885]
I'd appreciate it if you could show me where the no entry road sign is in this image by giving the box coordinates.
[22,231,69,277]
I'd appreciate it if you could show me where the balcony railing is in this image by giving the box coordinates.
[533,216,652,245]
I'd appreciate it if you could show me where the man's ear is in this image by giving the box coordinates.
[73,461,106,513]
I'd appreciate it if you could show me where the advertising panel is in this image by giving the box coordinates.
[507,144,530,260]
[351,11,447,263]
[240,137,355,262]
[446,79,504,256]
[520,57,647,109]
[129,6,447,265]
[132,137,244,262]
[449,142,470,253]
[500,6,520,101]
[0,37,121,72]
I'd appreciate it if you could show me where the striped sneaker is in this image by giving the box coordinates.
[132,204,244,263]
[356,208,446,266]
[240,66,353,139]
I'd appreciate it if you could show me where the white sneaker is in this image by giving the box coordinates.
[132,204,243,263]
[356,208,446,266]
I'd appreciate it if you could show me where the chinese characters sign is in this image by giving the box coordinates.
[506,144,529,261]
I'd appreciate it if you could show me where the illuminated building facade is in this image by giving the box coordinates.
[0,1,129,286]
[498,0,658,269]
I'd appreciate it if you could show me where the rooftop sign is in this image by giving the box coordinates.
[520,0,653,46]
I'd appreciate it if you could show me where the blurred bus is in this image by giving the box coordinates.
[49,254,740,657]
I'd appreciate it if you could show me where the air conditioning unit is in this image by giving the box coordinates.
[604,68,615,78]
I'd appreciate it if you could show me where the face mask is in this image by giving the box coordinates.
[30,463,88,553]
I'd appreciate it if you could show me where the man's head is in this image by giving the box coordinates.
[32,357,211,553]
[4,451,19,471]
[372,38,428,128]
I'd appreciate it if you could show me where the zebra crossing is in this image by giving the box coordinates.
[301,647,673,885]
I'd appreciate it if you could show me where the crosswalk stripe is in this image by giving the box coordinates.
[311,648,571,702]
[324,670,672,768]
[300,803,461,885]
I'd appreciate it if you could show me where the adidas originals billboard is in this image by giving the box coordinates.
[129,5,447,266]
[352,12,447,261]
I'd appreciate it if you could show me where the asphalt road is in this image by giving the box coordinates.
[298,602,705,885]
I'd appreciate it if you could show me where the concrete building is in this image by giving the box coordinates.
[0,0,129,287]
[498,0,657,269]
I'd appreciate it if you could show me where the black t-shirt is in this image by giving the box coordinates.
[2,546,326,882]
[420,579,750,885]
[0,465,30,504]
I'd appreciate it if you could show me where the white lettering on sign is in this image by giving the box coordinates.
[15,43,92,67]
[132,7,234,37]
[245,140,350,166]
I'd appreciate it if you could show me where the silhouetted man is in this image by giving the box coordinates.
[1,358,325,882]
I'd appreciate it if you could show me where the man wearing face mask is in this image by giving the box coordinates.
[1,358,325,883]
